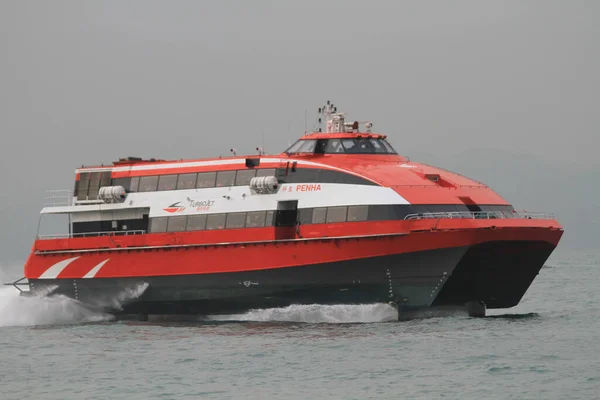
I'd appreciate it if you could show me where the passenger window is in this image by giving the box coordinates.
[112,177,131,191]
[138,176,159,192]
[226,213,246,229]
[130,176,140,192]
[265,210,275,226]
[196,172,216,188]
[158,174,178,191]
[312,207,327,224]
[216,171,236,187]
[206,214,226,230]
[235,169,256,185]
[347,205,368,222]
[150,217,168,233]
[167,216,187,232]
[100,171,112,187]
[177,173,197,190]
[256,168,276,177]
[298,209,313,225]
[326,206,348,223]
[246,211,266,228]
[77,173,90,200]
[186,215,207,231]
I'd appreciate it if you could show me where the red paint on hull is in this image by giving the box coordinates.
[25,220,562,280]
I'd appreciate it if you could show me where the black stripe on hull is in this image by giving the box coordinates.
[432,240,557,309]
[29,246,467,315]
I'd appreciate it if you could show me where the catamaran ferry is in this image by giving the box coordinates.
[8,102,563,319]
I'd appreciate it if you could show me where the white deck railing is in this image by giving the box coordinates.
[37,230,146,240]
[43,190,74,207]
[404,211,555,221]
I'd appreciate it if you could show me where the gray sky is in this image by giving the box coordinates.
[0,1,598,265]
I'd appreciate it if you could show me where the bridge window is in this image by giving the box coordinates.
[139,176,159,192]
[177,173,197,190]
[158,174,178,191]
[285,138,396,155]
[324,139,345,153]
[197,172,216,188]
[216,171,236,187]
[235,169,256,185]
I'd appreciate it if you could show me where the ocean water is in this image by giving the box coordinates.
[0,249,598,400]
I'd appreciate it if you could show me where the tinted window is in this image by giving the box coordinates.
[177,173,197,190]
[216,171,236,187]
[344,139,372,154]
[158,174,178,191]
[150,217,168,233]
[325,139,345,153]
[246,211,266,228]
[206,214,226,230]
[285,140,317,154]
[265,210,275,226]
[226,213,246,229]
[235,169,256,185]
[347,205,368,222]
[197,172,216,188]
[312,207,327,224]
[256,168,276,177]
[186,214,207,231]
[167,216,187,232]
[298,208,313,225]
[381,139,397,154]
[369,139,387,154]
[138,176,158,192]
[77,173,90,200]
[130,176,140,192]
[112,177,131,191]
[326,206,347,223]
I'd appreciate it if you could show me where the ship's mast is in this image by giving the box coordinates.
[316,101,372,133]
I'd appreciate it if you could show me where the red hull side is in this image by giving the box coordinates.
[25,220,563,280]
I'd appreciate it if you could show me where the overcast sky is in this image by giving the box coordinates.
[0,1,598,265]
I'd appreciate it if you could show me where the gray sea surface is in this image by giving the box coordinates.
[0,249,598,400]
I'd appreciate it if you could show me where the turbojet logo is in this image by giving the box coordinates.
[164,198,215,213]
[163,202,186,213]
[186,197,215,211]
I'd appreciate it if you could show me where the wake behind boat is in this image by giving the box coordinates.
[10,102,563,319]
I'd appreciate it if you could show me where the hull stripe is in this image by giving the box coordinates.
[82,259,110,278]
[38,257,80,279]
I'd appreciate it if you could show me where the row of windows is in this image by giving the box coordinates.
[308,205,368,224]
[150,205,370,233]
[285,138,397,155]
[151,210,276,233]
[77,171,112,201]
[113,168,277,193]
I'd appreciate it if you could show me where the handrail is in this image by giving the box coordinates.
[37,230,146,240]
[404,211,555,221]
[44,189,73,207]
